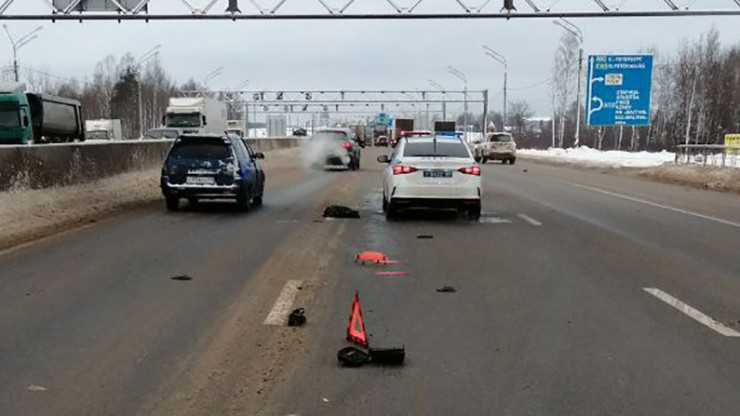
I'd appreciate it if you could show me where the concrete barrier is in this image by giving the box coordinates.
[0,137,304,192]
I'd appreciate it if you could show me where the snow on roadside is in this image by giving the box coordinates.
[518,146,675,168]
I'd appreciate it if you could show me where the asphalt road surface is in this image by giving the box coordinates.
[1,147,740,416]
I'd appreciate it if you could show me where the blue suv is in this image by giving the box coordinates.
[160,134,265,212]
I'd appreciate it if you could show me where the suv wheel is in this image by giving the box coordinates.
[510,158,516,165]
[253,193,263,206]
[166,196,179,212]
[237,188,252,212]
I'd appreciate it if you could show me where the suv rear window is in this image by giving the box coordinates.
[403,142,470,158]
[169,137,231,159]
[489,134,513,142]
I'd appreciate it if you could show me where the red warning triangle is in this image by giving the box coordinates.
[347,290,368,347]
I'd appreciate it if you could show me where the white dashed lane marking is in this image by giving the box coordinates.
[644,288,740,337]
[264,280,303,326]
[564,181,740,230]
[517,213,543,226]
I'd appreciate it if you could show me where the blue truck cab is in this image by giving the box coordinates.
[160,134,266,212]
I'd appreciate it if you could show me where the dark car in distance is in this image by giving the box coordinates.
[312,128,363,170]
[160,134,265,212]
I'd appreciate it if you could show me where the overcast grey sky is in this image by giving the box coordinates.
[2,0,740,115]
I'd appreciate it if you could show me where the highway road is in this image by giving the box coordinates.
[1,147,740,416]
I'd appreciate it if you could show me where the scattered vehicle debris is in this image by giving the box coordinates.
[337,346,406,367]
[288,308,307,326]
[354,251,389,264]
[436,285,457,293]
[170,275,192,281]
[337,346,371,367]
[369,347,406,365]
[323,205,360,219]
[376,271,407,276]
[339,291,406,368]
[417,235,434,239]
[26,385,48,392]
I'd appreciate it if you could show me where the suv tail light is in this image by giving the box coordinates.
[341,141,354,151]
[458,166,481,176]
[392,165,418,175]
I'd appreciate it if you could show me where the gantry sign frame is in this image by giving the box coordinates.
[193,89,489,132]
[3,0,740,20]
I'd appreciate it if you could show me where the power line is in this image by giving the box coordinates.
[16,64,74,81]
[508,77,552,91]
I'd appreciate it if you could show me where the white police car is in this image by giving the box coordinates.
[377,135,482,220]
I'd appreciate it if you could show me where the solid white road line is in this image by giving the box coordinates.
[643,288,740,337]
[264,280,303,326]
[564,181,740,230]
[517,213,543,226]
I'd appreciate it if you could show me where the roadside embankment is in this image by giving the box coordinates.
[0,139,303,252]
[0,137,302,191]
[518,147,740,194]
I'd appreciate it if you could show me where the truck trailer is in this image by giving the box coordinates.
[0,82,84,145]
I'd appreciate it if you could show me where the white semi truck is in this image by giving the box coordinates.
[163,97,227,135]
[85,119,123,141]
[226,120,246,137]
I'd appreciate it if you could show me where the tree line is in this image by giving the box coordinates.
[1,54,204,140]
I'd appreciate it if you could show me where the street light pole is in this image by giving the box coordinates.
[554,18,584,147]
[482,45,508,132]
[448,66,468,142]
[203,66,224,91]
[427,79,447,121]
[3,25,43,82]
[136,44,161,139]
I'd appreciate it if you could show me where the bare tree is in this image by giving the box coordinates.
[551,31,580,148]
[508,100,534,134]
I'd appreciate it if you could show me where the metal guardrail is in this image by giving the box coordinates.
[675,144,740,168]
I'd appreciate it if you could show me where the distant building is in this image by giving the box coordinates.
[523,117,552,135]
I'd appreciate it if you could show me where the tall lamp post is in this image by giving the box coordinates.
[3,25,43,82]
[203,66,224,90]
[554,18,584,147]
[136,44,161,139]
[447,66,468,141]
[482,45,507,132]
[427,79,447,121]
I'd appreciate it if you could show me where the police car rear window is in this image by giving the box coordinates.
[403,142,470,158]
[169,138,231,159]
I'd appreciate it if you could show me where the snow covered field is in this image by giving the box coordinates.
[518,146,740,194]
[518,147,676,168]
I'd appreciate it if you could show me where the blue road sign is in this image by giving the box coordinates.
[586,55,653,126]
[378,112,387,124]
